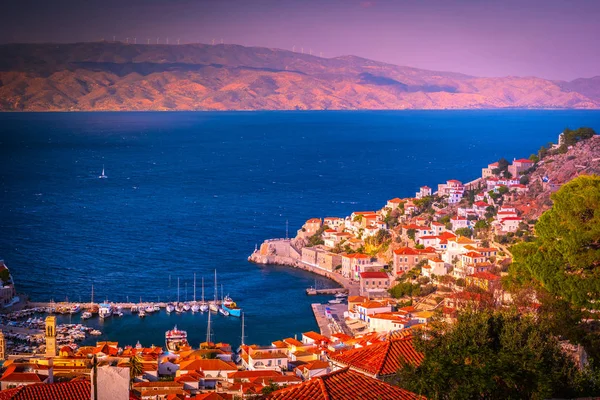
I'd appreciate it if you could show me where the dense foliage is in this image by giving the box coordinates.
[393,310,599,399]
[509,175,600,310]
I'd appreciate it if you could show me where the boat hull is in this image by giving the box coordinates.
[222,304,241,317]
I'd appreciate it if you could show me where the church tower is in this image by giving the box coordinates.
[45,316,57,357]
[0,330,5,361]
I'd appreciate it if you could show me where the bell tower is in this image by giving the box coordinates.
[45,316,57,357]
[0,330,5,361]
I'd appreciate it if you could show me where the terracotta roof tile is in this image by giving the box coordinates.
[328,337,422,377]
[0,381,90,400]
[267,368,422,400]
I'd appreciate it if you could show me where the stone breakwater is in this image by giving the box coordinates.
[248,239,358,295]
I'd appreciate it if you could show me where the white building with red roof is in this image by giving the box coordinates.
[359,271,392,298]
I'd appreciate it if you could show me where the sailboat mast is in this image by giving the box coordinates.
[206,309,212,343]
[177,277,180,303]
[201,277,205,302]
[241,312,245,346]
[214,270,217,303]
[193,273,196,302]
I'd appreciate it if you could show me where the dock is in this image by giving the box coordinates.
[311,303,352,337]
[305,288,348,296]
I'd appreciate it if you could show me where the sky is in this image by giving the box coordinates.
[0,0,598,81]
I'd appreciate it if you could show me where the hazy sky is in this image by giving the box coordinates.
[1,0,598,80]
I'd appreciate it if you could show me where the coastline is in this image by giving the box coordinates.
[248,245,359,297]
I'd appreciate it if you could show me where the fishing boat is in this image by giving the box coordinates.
[70,304,81,314]
[99,165,107,179]
[222,301,242,317]
[113,306,123,317]
[166,303,175,314]
[200,276,209,312]
[153,305,160,312]
[144,305,154,313]
[98,303,112,319]
[81,311,92,320]
[165,325,188,352]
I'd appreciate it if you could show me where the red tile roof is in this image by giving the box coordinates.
[514,158,534,164]
[296,360,330,371]
[393,247,420,256]
[228,370,282,380]
[328,336,422,377]
[359,271,389,279]
[0,381,90,400]
[267,368,423,400]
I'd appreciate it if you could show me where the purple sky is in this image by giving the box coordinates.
[1,0,598,80]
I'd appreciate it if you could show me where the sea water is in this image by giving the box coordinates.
[1,110,599,347]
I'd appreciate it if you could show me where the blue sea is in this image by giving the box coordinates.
[1,110,599,348]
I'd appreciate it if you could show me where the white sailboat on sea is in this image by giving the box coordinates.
[175,278,184,313]
[199,277,209,312]
[99,165,107,179]
[209,270,219,313]
[191,273,200,313]
[219,284,230,316]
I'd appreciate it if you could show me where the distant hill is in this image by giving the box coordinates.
[0,42,599,111]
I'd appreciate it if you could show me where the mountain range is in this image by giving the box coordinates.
[0,42,599,111]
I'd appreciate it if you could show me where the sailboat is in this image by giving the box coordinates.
[166,274,175,313]
[183,282,191,311]
[199,277,209,312]
[191,273,200,313]
[209,270,219,313]
[99,165,107,179]
[219,284,230,316]
[175,278,184,313]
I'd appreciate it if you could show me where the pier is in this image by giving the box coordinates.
[305,288,348,296]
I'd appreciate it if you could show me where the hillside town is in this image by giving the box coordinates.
[0,131,597,399]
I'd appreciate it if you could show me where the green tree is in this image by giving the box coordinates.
[474,220,489,230]
[129,355,143,388]
[454,227,473,238]
[392,310,597,399]
[262,380,284,395]
[509,175,600,310]
[407,229,416,241]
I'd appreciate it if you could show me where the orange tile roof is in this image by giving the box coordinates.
[328,337,422,377]
[464,251,483,258]
[228,370,282,380]
[284,338,304,347]
[179,358,237,372]
[267,368,422,400]
[251,351,288,360]
[348,296,367,302]
[359,271,389,279]
[393,247,420,256]
[0,381,90,400]
[191,393,228,400]
[303,331,329,342]
[343,253,370,259]
[296,360,330,371]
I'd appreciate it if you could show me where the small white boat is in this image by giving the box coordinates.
[70,304,81,314]
[335,292,348,298]
[131,306,138,313]
[145,305,154,313]
[99,165,107,179]
[200,303,209,312]
[90,330,102,336]
[183,303,191,312]
[328,299,343,304]
[209,302,219,313]
[191,303,200,313]
[138,310,146,318]
[166,304,175,314]
[219,307,230,317]
[175,303,184,314]
[81,311,92,320]
[153,305,160,312]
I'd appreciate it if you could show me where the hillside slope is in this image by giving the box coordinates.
[0,42,599,111]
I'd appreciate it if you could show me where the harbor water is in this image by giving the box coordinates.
[1,110,600,347]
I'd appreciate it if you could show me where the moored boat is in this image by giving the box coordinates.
[166,303,175,314]
[219,307,230,317]
[221,302,241,317]
[138,309,146,318]
[70,304,81,314]
[98,303,112,319]
[183,303,191,312]
[81,311,92,320]
[191,303,200,313]
[165,325,188,352]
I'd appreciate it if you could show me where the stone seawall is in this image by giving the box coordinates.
[249,248,358,295]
